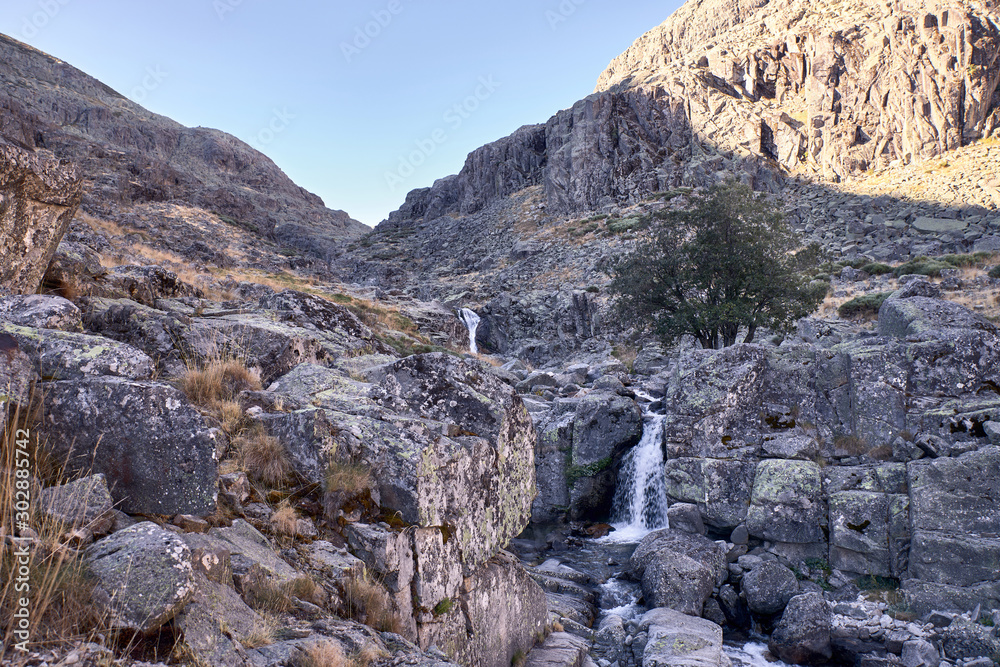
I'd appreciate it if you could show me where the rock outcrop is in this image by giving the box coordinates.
[0,137,81,295]
[42,377,220,516]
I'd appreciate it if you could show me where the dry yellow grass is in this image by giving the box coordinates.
[179,358,262,412]
[342,570,403,634]
[234,425,293,489]
[298,641,348,667]
[79,212,127,237]
[1,401,109,652]
[325,462,372,495]
[241,615,278,649]
[270,502,299,540]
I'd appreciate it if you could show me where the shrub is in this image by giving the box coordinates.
[838,292,893,319]
[857,575,900,591]
[990,265,1000,279]
[892,257,952,278]
[433,598,455,616]
[861,262,893,275]
[805,280,832,302]
[834,434,870,455]
[606,218,643,235]
[270,502,299,539]
[611,345,638,373]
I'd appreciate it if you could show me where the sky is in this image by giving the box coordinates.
[0,1,681,226]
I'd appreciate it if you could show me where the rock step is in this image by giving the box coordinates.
[524,632,590,667]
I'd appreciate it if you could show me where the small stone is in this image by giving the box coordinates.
[172,515,210,534]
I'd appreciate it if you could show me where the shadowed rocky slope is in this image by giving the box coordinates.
[0,33,367,257]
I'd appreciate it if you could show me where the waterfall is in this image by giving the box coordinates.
[606,404,670,542]
[458,308,481,355]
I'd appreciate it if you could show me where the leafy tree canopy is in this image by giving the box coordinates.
[609,182,825,350]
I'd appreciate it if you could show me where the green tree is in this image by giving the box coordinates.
[609,182,824,350]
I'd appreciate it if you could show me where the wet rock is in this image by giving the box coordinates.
[769,593,833,664]
[86,522,195,633]
[639,607,729,667]
[0,294,82,331]
[641,549,716,615]
[39,474,114,535]
[41,377,218,516]
[741,561,799,616]
[0,138,81,296]
[571,390,643,467]
[666,503,707,536]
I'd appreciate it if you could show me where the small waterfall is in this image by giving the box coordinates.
[458,308,481,355]
[606,406,670,542]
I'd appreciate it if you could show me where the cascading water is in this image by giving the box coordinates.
[458,308,481,355]
[605,400,671,543]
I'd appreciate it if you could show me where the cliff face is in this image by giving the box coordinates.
[386,0,1000,228]
[597,0,1000,181]
[0,33,367,255]
[387,86,779,226]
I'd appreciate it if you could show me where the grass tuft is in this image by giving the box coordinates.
[342,570,403,634]
[297,641,347,667]
[233,425,293,489]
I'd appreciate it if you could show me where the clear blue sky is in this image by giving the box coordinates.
[0,1,680,226]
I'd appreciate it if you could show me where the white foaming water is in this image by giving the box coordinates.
[458,308,481,355]
[598,577,644,621]
[724,642,795,667]
[603,406,670,543]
